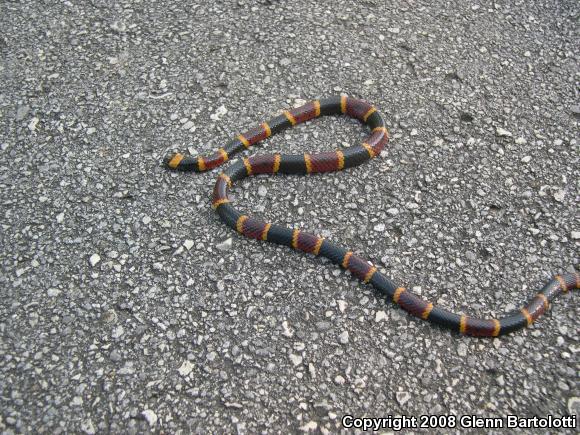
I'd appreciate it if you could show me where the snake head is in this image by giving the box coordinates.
[163,151,200,171]
[164,152,185,169]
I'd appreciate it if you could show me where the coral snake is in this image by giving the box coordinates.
[165,95,578,337]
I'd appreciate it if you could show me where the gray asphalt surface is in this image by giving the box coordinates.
[1,0,579,433]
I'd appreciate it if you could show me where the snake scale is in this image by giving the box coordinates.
[164,96,578,336]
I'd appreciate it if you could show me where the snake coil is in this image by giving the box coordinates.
[165,96,578,336]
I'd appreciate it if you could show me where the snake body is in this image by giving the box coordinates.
[165,96,579,337]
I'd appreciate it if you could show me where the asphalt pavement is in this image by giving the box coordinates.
[0,0,578,433]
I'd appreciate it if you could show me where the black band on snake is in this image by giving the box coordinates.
[164,95,579,337]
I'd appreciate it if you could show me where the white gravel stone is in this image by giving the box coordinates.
[300,421,317,432]
[216,238,233,251]
[89,254,101,267]
[210,105,228,121]
[568,397,580,415]
[375,311,388,322]
[28,117,39,131]
[47,288,61,297]
[396,391,411,406]
[553,189,565,202]
[308,363,316,379]
[496,127,512,137]
[289,354,303,366]
[178,360,194,377]
[282,321,294,337]
[183,239,194,250]
[72,396,83,406]
[141,410,157,426]
[182,120,194,130]
[80,419,96,435]
[515,136,527,144]
[111,325,124,339]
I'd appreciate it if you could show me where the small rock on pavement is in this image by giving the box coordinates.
[216,238,233,251]
[282,320,294,337]
[210,105,228,121]
[142,409,158,426]
[457,343,468,357]
[182,120,194,130]
[495,127,512,137]
[89,254,101,266]
[396,391,411,406]
[28,117,39,131]
[80,419,96,435]
[183,239,194,250]
[178,360,194,377]
[571,231,580,240]
[338,331,349,344]
[375,311,388,322]
[567,397,580,415]
[289,354,303,366]
[300,421,317,432]
[47,288,61,297]
[553,189,565,202]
